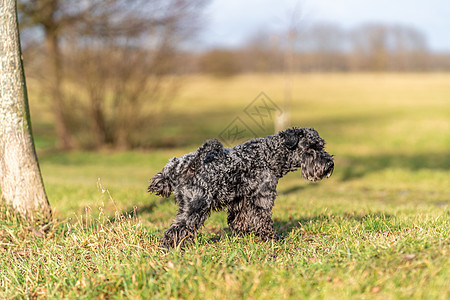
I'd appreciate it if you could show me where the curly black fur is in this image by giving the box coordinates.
[148,127,334,248]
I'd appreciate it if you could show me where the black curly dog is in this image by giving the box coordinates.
[148,127,334,248]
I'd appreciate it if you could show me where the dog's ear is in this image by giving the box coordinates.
[282,128,302,150]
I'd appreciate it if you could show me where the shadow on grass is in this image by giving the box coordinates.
[278,185,307,195]
[198,212,398,245]
[202,213,399,245]
[339,152,450,181]
[109,198,165,223]
[274,212,398,237]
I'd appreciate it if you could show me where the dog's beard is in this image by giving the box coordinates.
[301,155,334,182]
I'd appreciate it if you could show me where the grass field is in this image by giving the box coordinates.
[1,73,449,299]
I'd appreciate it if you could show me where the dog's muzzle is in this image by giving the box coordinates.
[325,161,334,178]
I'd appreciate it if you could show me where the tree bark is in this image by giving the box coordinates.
[0,0,52,221]
[88,86,108,148]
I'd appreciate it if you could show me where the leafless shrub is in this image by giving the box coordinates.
[20,0,208,149]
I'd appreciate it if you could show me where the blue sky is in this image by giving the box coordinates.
[198,0,450,52]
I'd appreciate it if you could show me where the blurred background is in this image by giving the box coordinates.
[15,0,449,217]
[18,0,450,151]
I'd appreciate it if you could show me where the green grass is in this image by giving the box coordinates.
[1,73,449,299]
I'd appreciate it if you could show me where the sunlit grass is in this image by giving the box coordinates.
[1,73,449,298]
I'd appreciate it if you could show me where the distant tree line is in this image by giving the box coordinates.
[197,22,450,76]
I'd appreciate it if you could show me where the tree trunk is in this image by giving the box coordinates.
[88,87,108,148]
[0,0,52,221]
[44,28,75,150]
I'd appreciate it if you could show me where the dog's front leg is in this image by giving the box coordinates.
[250,204,277,241]
[227,195,277,241]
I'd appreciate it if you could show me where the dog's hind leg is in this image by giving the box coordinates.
[160,186,211,249]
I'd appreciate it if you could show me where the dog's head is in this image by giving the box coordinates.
[281,127,334,181]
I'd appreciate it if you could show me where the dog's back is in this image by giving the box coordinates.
[148,139,226,197]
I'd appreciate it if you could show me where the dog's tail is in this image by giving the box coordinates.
[148,157,180,198]
[148,172,173,197]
